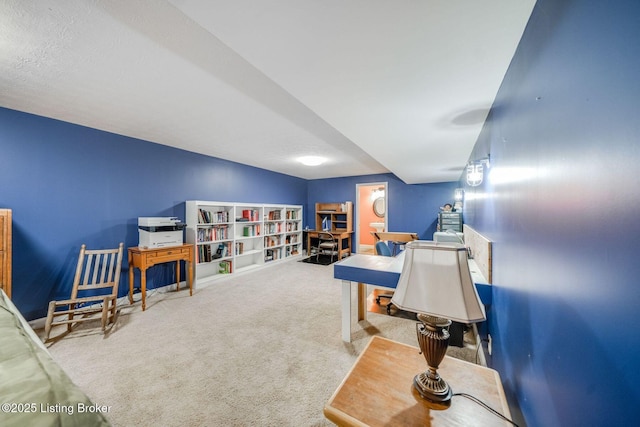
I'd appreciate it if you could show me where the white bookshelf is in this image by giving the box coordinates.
[186,201,303,285]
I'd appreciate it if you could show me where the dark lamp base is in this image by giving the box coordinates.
[414,314,453,403]
[413,372,452,403]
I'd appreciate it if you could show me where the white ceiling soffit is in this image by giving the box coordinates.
[0,1,535,183]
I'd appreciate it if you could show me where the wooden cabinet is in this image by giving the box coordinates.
[0,209,11,299]
[315,202,353,232]
[186,201,303,285]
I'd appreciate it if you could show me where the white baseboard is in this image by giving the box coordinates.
[358,244,374,253]
[28,280,189,331]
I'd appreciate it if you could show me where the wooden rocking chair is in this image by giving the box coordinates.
[44,243,124,341]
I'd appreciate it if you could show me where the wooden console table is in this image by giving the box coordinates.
[128,244,194,311]
[324,336,511,426]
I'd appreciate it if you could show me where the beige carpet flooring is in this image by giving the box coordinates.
[39,259,479,426]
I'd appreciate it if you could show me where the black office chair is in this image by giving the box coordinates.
[374,241,395,314]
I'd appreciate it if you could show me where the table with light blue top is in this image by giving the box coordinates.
[333,252,491,342]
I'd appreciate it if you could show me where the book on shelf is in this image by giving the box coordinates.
[264,222,282,235]
[198,208,230,224]
[267,210,282,220]
[197,225,229,242]
[235,241,244,255]
[242,224,260,237]
[197,244,213,263]
[264,235,281,247]
[264,248,282,262]
[198,242,231,263]
[241,209,260,222]
[218,260,232,274]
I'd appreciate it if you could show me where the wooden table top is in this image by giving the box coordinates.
[324,336,511,426]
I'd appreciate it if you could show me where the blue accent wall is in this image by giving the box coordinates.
[4,3,636,423]
[463,1,640,425]
[0,107,307,320]
[307,174,458,243]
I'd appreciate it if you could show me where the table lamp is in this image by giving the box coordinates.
[390,240,486,403]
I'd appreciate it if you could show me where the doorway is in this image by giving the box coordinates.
[355,182,388,254]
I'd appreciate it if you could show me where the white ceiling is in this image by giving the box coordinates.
[0,0,535,184]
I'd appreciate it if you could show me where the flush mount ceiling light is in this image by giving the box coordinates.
[297,156,327,166]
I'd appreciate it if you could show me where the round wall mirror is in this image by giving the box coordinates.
[373,197,385,217]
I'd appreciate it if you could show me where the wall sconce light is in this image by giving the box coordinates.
[454,188,464,202]
[466,156,490,187]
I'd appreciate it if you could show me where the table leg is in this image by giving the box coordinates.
[342,280,352,342]
[128,252,134,305]
[187,261,193,296]
[175,260,181,291]
[141,268,147,311]
[357,283,367,321]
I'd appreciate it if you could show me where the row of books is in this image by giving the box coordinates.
[198,240,300,261]
[198,248,303,267]
[197,225,229,242]
[285,235,299,244]
[264,222,282,235]
[235,241,246,255]
[264,236,282,247]
[198,208,230,224]
[242,224,261,237]
[197,242,232,263]
[240,209,260,222]
[286,222,299,232]
[266,210,281,220]
[218,260,232,274]
[264,248,282,262]
[197,208,299,224]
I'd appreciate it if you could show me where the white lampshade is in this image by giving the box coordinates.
[391,241,486,324]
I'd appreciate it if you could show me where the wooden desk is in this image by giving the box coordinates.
[128,244,194,311]
[324,336,511,427]
[306,230,352,260]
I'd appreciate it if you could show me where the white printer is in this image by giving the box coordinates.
[138,217,185,248]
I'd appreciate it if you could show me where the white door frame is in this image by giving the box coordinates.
[355,182,388,254]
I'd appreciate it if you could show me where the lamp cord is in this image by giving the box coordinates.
[451,392,520,427]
